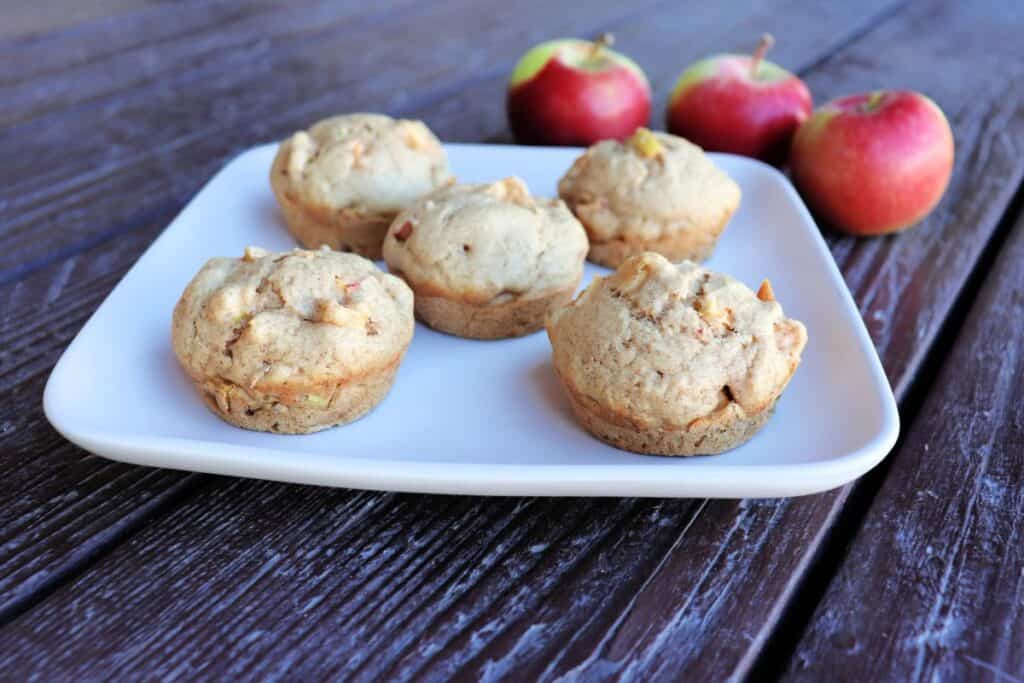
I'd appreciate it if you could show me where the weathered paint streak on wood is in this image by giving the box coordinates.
[785,205,1024,683]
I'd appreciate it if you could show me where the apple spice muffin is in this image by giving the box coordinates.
[382,177,589,340]
[546,252,806,456]
[557,127,741,268]
[270,113,453,259]
[172,246,414,434]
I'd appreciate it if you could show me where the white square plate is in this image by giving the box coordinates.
[44,143,898,498]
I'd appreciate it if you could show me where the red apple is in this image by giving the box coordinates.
[507,34,651,146]
[666,35,812,165]
[790,90,955,236]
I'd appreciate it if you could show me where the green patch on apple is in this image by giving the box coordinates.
[509,35,648,87]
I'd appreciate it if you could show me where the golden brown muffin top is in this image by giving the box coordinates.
[172,246,413,402]
[557,129,741,243]
[546,252,806,429]
[271,113,452,215]
[382,177,589,305]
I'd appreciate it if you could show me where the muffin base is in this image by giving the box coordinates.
[270,160,395,259]
[583,211,734,268]
[193,362,401,434]
[414,286,577,340]
[559,376,777,456]
[275,197,393,260]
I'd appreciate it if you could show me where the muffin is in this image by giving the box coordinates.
[382,177,589,340]
[270,113,453,259]
[171,246,414,434]
[546,252,807,456]
[557,128,741,268]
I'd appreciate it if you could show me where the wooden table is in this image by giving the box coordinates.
[1,1,1022,680]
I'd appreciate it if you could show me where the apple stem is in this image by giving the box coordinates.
[751,33,775,78]
[862,91,887,112]
[589,32,615,60]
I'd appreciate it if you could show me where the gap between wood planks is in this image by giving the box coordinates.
[0,473,205,627]
[481,0,914,145]
[746,175,1024,682]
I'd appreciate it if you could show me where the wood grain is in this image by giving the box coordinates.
[0,0,666,278]
[0,491,703,678]
[0,1,433,126]
[0,0,154,41]
[0,0,1022,679]
[784,203,1024,682]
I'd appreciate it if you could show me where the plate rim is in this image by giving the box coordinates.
[42,142,900,499]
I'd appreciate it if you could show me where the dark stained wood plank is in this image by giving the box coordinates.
[0,227,203,616]
[0,3,224,84]
[0,491,693,679]
[0,453,198,625]
[5,1,1021,680]
[0,1,418,125]
[0,0,155,41]
[0,218,164,392]
[0,209,203,618]
[784,208,1024,682]
[0,0,664,278]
